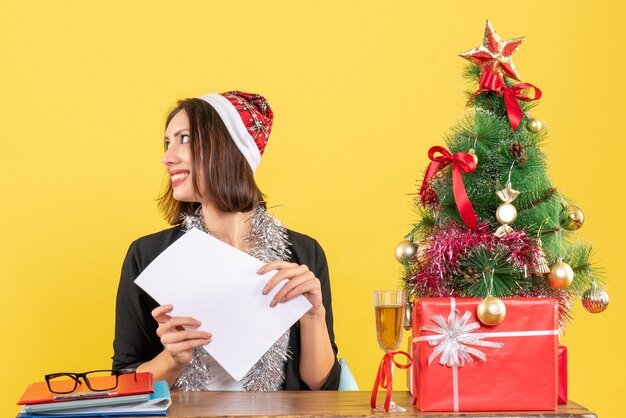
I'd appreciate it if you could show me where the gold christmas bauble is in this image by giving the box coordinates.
[395,239,417,263]
[468,148,478,165]
[496,203,517,225]
[526,118,542,133]
[582,285,609,313]
[561,204,584,230]
[476,297,506,326]
[547,261,574,289]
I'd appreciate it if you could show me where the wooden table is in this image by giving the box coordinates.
[166,391,597,417]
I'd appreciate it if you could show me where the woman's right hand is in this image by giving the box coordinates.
[152,304,212,366]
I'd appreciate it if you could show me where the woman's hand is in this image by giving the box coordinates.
[151,304,212,366]
[259,260,336,389]
[259,261,325,318]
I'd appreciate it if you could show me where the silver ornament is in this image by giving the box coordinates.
[496,182,520,204]
[496,203,517,224]
[582,284,609,313]
[494,182,520,237]
[532,239,551,275]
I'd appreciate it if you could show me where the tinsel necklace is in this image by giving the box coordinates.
[173,205,292,391]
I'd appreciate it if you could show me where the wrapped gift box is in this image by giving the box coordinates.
[411,297,558,412]
[558,345,568,404]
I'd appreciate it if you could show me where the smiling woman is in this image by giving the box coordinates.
[159,98,264,219]
[112,91,341,392]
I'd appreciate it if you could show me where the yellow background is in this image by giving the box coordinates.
[1,1,624,416]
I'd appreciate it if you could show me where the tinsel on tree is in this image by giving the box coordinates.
[398,21,608,327]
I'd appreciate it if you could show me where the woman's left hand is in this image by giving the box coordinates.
[258,261,324,317]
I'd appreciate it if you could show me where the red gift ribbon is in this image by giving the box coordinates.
[469,68,542,131]
[370,351,412,412]
[420,146,478,230]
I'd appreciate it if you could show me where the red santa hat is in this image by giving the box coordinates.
[198,91,273,173]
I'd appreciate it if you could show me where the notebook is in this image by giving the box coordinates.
[18,381,171,417]
[24,393,150,413]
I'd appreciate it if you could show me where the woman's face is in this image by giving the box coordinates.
[163,109,204,202]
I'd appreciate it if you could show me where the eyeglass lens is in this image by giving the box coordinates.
[47,371,119,394]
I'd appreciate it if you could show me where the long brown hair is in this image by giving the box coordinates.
[158,98,265,224]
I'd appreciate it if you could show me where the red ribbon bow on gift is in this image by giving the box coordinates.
[370,351,412,412]
[470,68,542,131]
[420,146,478,230]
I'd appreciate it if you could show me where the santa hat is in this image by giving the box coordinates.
[198,91,273,173]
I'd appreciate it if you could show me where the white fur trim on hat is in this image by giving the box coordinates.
[198,93,261,173]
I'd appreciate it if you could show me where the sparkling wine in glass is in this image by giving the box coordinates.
[373,290,406,413]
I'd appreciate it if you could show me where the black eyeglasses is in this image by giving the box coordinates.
[44,369,136,394]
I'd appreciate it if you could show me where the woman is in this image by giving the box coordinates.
[112,91,340,391]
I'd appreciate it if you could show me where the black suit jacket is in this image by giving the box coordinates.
[112,225,341,390]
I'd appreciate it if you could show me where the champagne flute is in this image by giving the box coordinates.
[373,290,406,413]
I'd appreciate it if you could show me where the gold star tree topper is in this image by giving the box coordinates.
[459,20,525,81]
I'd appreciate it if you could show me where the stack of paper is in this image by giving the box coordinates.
[17,373,171,417]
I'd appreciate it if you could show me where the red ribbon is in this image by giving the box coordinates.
[469,68,542,131]
[420,146,478,230]
[370,351,412,412]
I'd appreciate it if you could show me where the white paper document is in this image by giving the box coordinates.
[134,228,312,381]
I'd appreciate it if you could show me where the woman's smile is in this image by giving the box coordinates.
[169,169,190,188]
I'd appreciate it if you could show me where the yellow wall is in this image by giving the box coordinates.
[2,1,624,416]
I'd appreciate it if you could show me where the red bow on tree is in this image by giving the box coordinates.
[471,67,542,131]
[420,146,478,230]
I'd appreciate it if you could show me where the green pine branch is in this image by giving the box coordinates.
[454,247,532,297]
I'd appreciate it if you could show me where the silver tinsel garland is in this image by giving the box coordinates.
[173,206,293,391]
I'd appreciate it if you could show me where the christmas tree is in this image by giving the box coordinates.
[399,21,608,327]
